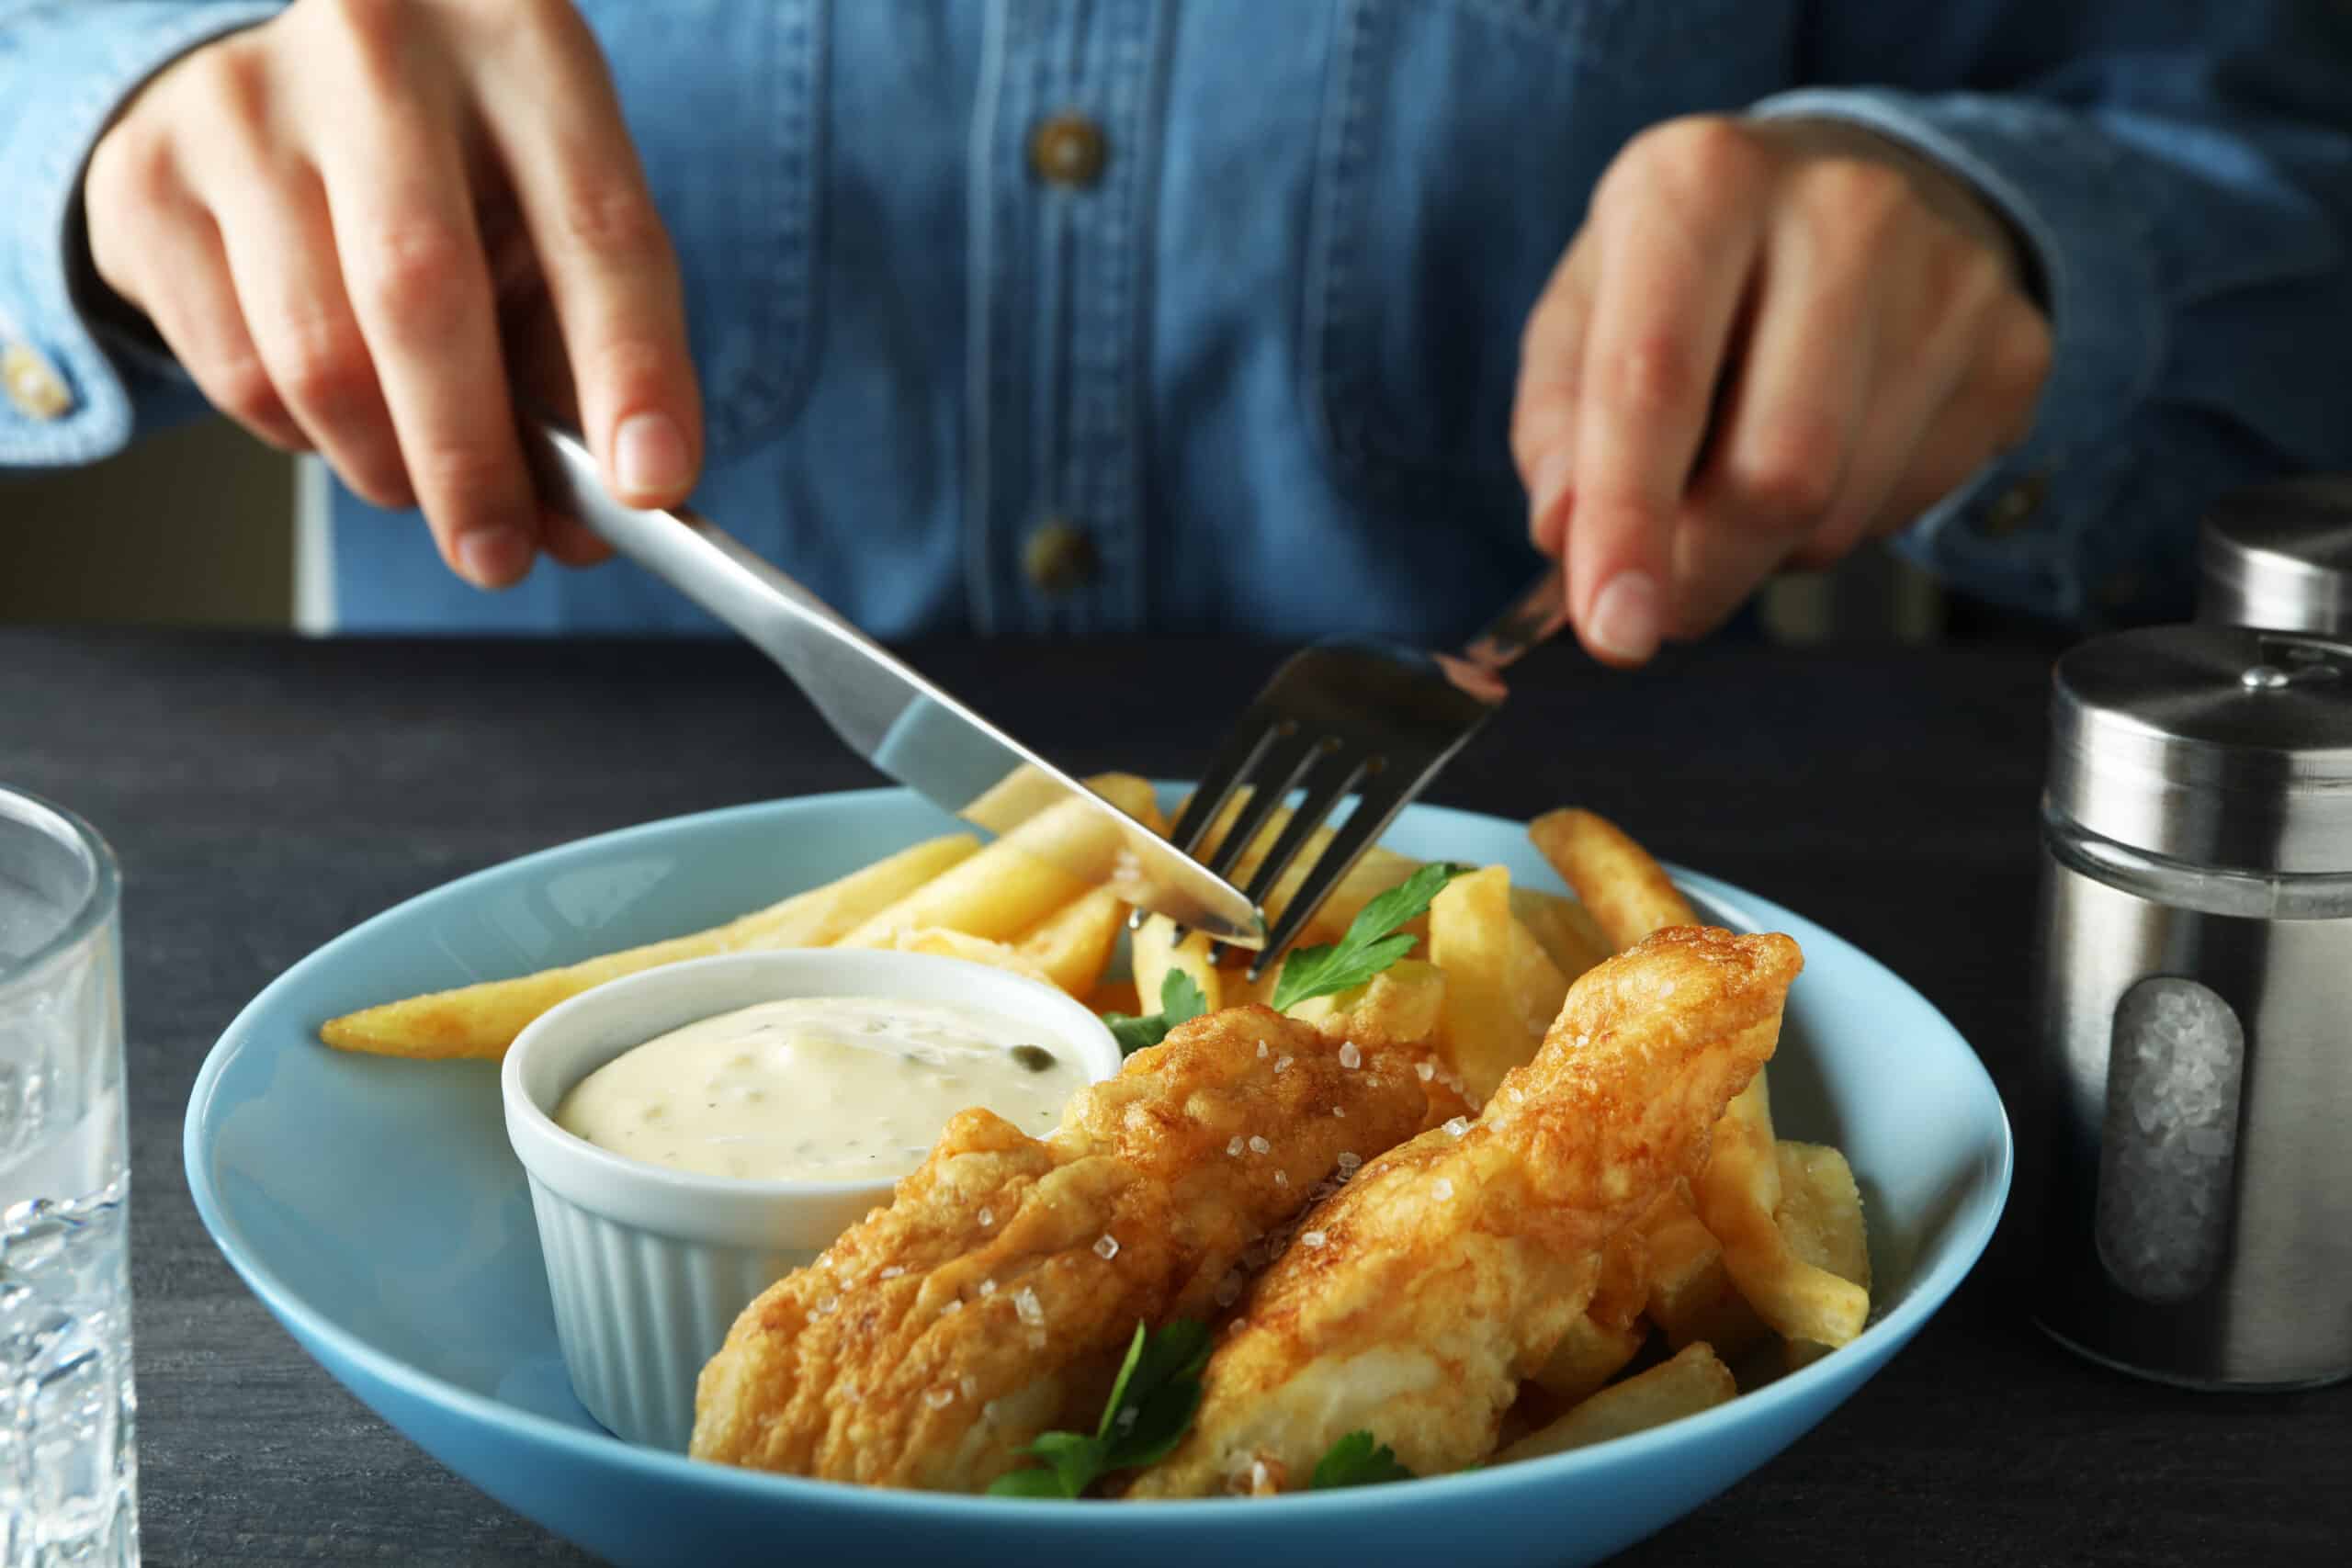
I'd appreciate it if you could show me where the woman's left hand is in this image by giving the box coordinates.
[1512,114,2054,666]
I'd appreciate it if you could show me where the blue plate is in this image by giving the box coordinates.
[186,789,2009,1568]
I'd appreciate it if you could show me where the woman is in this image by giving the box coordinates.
[3,0,2346,660]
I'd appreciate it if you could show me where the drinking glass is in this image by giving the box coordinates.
[0,788,134,1565]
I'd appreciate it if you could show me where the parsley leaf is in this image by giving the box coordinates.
[1310,1429,1415,1489]
[1270,862,1472,1012]
[1102,970,1209,1056]
[986,1319,1213,1498]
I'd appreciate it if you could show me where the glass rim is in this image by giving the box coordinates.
[0,784,121,995]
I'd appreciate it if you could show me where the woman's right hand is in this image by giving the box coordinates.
[82,0,703,588]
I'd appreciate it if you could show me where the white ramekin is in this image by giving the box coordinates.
[501,948,1122,1453]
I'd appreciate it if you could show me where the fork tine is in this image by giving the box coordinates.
[1164,715,1290,857]
[1204,745,1363,965]
[1246,769,1417,978]
[1132,714,1294,936]
[1203,733,1322,880]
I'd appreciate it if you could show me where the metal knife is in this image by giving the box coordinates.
[524,418,1265,950]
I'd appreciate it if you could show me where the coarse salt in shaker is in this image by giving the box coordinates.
[2198,475,2352,633]
[2030,622,2352,1389]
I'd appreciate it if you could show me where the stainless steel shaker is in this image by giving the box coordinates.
[2030,622,2352,1389]
[2199,476,2352,632]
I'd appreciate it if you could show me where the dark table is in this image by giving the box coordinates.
[4,626,2343,1566]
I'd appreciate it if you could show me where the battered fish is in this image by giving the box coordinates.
[689,1005,1438,1489]
[1127,926,1800,1496]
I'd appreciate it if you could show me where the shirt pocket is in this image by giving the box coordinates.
[1304,0,1772,506]
[593,0,827,458]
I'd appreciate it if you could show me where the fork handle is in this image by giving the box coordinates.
[1461,560,1570,674]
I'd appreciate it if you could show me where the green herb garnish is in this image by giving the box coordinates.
[1010,1043,1057,1073]
[1310,1429,1415,1489]
[1102,970,1209,1057]
[1269,863,1472,1012]
[987,1319,1214,1498]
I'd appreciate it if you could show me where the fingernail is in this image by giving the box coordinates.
[614,412,690,500]
[1530,448,1575,533]
[1588,571,1662,663]
[458,525,532,589]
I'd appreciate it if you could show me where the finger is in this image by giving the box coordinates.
[469,14,701,508]
[198,162,415,510]
[1671,193,1893,637]
[124,206,311,453]
[312,98,541,589]
[1513,236,1598,561]
[1794,231,2019,564]
[83,125,308,451]
[502,287,612,569]
[1570,127,1767,664]
[1866,293,2052,535]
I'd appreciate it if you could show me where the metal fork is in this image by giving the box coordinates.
[1150,562,1573,976]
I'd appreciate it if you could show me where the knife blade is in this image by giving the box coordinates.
[524,419,1265,949]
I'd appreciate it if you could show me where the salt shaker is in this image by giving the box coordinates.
[2030,622,2352,1389]
[2198,475,2352,632]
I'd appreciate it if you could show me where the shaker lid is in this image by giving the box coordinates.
[2199,477,2352,630]
[2050,623,2352,873]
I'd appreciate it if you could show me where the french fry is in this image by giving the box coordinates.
[1531,1224,1652,1403]
[1527,808,1694,950]
[1284,958,1446,1048]
[1131,913,1222,1016]
[1507,887,1612,981]
[1529,1314,1647,1406]
[1775,1141,1872,1369]
[1694,1075,1870,1348]
[1532,807,1807,1352]
[887,927,1056,987]
[1499,1344,1737,1464]
[1639,1181,1771,1359]
[838,774,1161,949]
[1012,886,1129,998]
[1430,866,1567,1104]
[1088,976,1141,1017]
[317,834,978,1061]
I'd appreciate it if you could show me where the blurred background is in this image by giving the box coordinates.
[0,414,1949,641]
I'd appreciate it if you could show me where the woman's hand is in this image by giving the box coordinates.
[82,0,701,588]
[1512,115,2052,665]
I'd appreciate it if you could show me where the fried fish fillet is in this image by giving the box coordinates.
[1127,926,1801,1496]
[689,1006,1438,1490]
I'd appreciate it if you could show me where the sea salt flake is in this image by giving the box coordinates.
[1432,1178,1454,1201]
[1228,1136,1245,1156]
[1300,1230,1326,1249]
[1274,1170,1288,1187]
[878,1265,905,1280]
[1415,1060,1436,1082]
[1249,1134,1272,1155]
[1013,1287,1046,1327]
[978,1207,994,1227]
[1258,1040,1270,1058]
[1339,1042,1362,1069]
[978,1279,997,1297]
[1336,1151,1361,1171]
[1093,1234,1120,1260]
[924,1386,956,1409]
[1274,1055,1293,1074]
[1444,1116,1472,1138]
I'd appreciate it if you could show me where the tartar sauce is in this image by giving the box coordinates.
[554,995,1085,1182]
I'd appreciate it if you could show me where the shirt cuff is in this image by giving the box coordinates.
[0,2,280,468]
[1748,86,2170,622]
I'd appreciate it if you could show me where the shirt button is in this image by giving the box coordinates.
[1023,519,1098,596]
[1028,113,1107,188]
[3,340,73,421]
[1979,469,2049,536]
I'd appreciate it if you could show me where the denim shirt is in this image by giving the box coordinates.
[5,1,2350,643]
